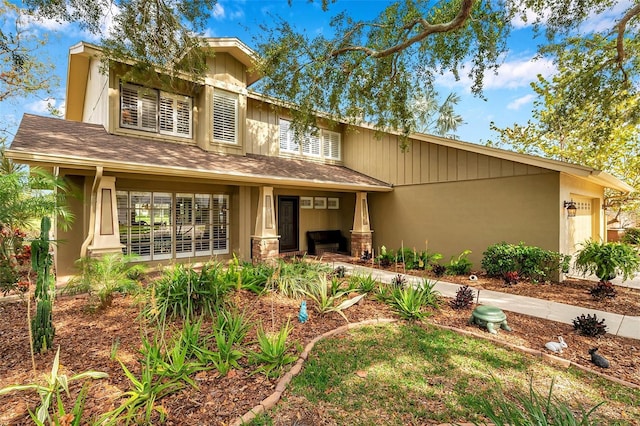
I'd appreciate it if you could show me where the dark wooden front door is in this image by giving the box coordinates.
[278,196,299,252]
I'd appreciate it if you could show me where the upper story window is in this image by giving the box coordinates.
[120,83,192,139]
[279,119,341,160]
[212,89,238,144]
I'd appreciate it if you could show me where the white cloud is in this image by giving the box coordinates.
[212,3,226,20]
[26,98,65,116]
[436,56,555,91]
[507,94,535,110]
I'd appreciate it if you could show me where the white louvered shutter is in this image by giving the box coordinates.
[138,89,158,132]
[323,131,341,160]
[213,90,237,144]
[302,132,321,157]
[121,84,140,128]
[159,92,192,138]
[279,119,298,153]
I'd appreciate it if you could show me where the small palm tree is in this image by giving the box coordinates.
[412,88,464,138]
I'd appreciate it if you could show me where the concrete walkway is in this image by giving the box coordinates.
[332,262,640,341]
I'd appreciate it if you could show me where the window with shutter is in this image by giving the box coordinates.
[120,82,192,139]
[323,131,341,160]
[159,92,192,138]
[279,119,298,153]
[302,133,321,157]
[212,90,238,144]
[278,119,342,160]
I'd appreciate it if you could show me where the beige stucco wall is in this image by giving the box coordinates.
[559,173,605,256]
[55,175,89,278]
[368,172,561,269]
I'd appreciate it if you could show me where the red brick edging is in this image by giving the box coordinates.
[230,318,639,425]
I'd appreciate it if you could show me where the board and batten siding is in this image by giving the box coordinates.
[245,98,279,156]
[207,53,246,87]
[343,128,546,185]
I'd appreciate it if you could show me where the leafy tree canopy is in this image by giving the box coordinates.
[252,0,639,146]
[7,0,640,153]
[1,0,57,137]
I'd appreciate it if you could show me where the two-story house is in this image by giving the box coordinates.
[6,38,633,279]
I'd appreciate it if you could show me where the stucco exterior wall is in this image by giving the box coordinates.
[55,175,90,278]
[368,172,561,268]
[559,173,605,256]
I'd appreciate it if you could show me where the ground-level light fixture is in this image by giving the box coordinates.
[564,200,577,217]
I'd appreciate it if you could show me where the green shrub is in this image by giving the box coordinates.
[574,240,640,282]
[270,258,331,298]
[446,249,472,275]
[65,253,142,311]
[482,242,570,282]
[388,278,440,321]
[146,262,234,322]
[622,227,640,245]
[238,261,274,294]
[249,320,298,378]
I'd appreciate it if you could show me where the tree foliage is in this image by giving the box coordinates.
[7,0,640,158]
[23,0,217,89]
[0,0,56,134]
[253,0,508,146]
[0,149,74,232]
[489,32,640,211]
[252,0,639,146]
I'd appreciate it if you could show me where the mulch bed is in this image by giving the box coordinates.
[0,264,638,425]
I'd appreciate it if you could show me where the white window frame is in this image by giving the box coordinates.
[323,130,341,160]
[279,119,298,153]
[117,191,230,260]
[212,89,238,145]
[159,92,193,138]
[120,82,192,139]
[279,119,342,160]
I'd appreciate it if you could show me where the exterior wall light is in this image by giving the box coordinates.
[564,200,577,217]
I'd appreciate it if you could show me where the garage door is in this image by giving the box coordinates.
[568,197,594,255]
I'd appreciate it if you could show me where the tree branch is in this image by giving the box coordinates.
[328,0,476,59]
[615,2,640,81]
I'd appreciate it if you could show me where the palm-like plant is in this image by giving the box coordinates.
[412,88,464,138]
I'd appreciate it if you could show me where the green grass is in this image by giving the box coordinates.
[251,323,640,425]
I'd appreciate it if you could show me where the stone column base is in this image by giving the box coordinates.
[350,231,372,258]
[251,236,280,263]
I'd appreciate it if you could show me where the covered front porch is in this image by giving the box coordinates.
[6,114,392,277]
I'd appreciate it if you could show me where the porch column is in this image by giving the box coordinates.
[350,192,373,258]
[88,176,124,256]
[251,186,279,262]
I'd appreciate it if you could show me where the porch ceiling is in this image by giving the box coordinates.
[7,114,392,192]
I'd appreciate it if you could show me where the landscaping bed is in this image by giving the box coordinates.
[1,269,639,425]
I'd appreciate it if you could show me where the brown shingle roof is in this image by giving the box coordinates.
[8,114,391,191]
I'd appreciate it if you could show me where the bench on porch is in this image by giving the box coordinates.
[306,230,348,255]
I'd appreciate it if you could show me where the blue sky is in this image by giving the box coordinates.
[0,1,620,145]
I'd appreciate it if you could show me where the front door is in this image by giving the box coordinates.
[278,196,299,252]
